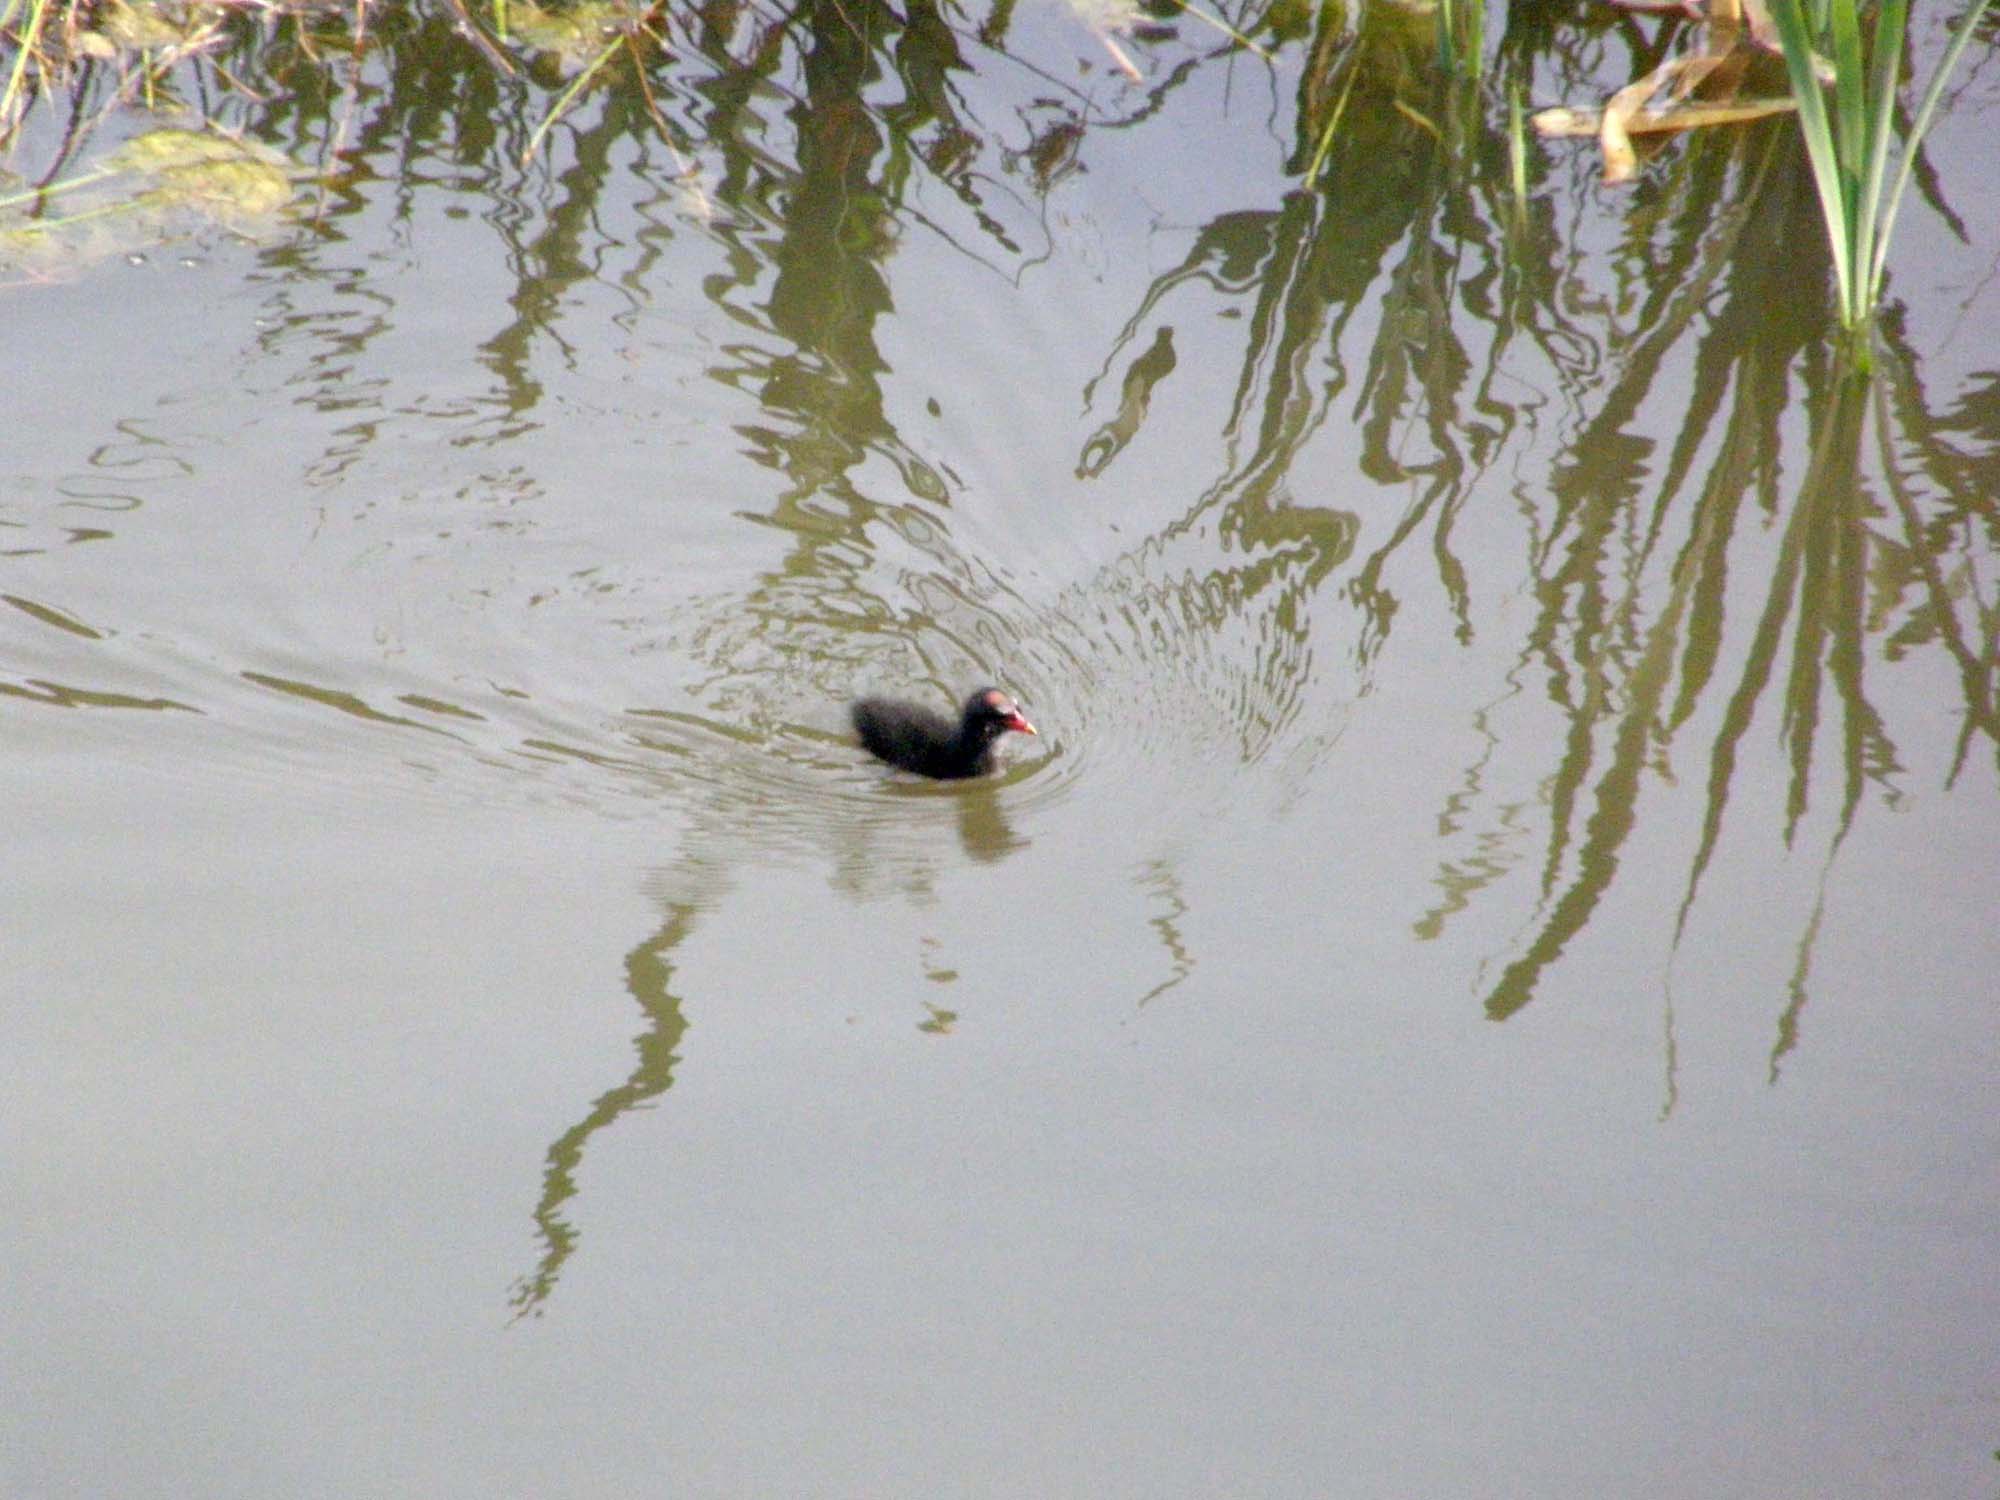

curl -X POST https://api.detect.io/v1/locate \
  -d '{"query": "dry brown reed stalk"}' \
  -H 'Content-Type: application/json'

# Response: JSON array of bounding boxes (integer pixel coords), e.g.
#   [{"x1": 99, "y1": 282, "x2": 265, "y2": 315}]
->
[{"x1": 1534, "y1": 0, "x2": 1795, "y2": 184}]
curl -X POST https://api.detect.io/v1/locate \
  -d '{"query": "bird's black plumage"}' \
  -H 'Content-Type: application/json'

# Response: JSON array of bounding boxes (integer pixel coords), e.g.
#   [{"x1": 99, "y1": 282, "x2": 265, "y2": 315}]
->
[{"x1": 850, "y1": 687, "x2": 1037, "y2": 779}]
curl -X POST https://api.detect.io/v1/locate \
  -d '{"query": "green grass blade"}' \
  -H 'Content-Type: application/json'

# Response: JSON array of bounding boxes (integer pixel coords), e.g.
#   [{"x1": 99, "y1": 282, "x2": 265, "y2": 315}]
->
[
  {"x1": 1825, "y1": 0, "x2": 1864, "y2": 252},
  {"x1": 1307, "y1": 54, "x2": 1362, "y2": 181},
  {"x1": 521, "y1": 35, "x2": 621, "y2": 167},
  {"x1": 1868, "y1": 0, "x2": 1998, "y2": 305},
  {"x1": 1767, "y1": 0, "x2": 1855, "y2": 315},
  {"x1": 0, "y1": 164, "x2": 121, "y2": 213},
  {"x1": 1850, "y1": 0, "x2": 1909, "y2": 316}
]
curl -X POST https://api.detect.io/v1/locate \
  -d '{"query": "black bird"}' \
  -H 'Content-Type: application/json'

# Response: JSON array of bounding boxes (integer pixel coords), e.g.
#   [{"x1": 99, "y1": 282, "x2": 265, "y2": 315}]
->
[{"x1": 850, "y1": 687, "x2": 1038, "y2": 779}]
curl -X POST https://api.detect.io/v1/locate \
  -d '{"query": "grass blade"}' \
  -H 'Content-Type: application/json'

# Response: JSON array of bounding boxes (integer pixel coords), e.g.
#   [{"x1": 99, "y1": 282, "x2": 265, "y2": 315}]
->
[
  {"x1": 1867, "y1": 0, "x2": 1997, "y2": 306},
  {"x1": 1850, "y1": 0, "x2": 1908, "y2": 317},
  {"x1": 521, "y1": 34, "x2": 621, "y2": 167},
  {"x1": 1767, "y1": 0, "x2": 1854, "y2": 314}
]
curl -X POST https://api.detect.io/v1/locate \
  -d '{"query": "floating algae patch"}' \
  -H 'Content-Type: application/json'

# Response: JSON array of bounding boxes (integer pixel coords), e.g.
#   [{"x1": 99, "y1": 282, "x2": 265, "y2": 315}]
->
[{"x1": 0, "y1": 127, "x2": 303, "y2": 278}]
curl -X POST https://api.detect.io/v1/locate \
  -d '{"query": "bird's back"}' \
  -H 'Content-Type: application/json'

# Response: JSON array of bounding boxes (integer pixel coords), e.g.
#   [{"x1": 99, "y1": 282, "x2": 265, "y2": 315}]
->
[{"x1": 850, "y1": 697, "x2": 983, "y2": 778}]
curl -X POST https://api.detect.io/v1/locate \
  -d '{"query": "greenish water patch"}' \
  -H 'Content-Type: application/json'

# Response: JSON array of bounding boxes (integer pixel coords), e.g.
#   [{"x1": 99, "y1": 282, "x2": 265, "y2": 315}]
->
[{"x1": 0, "y1": 126, "x2": 300, "y2": 273}]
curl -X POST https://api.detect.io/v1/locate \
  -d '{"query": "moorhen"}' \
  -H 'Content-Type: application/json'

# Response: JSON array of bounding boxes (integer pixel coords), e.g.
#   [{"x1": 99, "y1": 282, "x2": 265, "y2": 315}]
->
[{"x1": 850, "y1": 687, "x2": 1038, "y2": 779}]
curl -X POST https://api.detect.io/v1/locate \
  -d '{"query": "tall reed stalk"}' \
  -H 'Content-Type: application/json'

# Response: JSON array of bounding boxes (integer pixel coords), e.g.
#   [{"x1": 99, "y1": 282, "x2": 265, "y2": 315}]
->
[{"x1": 1766, "y1": 0, "x2": 1996, "y2": 364}]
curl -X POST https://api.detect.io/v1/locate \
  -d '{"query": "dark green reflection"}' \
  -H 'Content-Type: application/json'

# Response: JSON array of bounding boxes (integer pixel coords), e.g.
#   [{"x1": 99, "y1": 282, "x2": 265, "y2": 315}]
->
[{"x1": 510, "y1": 901, "x2": 693, "y2": 1320}]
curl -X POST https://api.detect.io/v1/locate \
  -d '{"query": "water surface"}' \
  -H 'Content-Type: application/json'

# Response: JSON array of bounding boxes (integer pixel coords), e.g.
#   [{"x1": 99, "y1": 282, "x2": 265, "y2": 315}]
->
[{"x1": 6, "y1": 2, "x2": 1999, "y2": 1494}]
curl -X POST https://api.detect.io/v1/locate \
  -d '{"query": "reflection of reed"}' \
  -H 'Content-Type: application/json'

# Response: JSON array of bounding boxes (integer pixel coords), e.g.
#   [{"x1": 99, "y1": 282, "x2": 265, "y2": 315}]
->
[
  {"x1": 1413, "y1": 690, "x2": 1530, "y2": 941},
  {"x1": 1077, "y1": 327, "x2": 1177, "y2": 480},
  {"x1": 1670, "y1": 376, "x2": 1871, "y2": 945},
  {"x1": 509, "y1": 901, "x2": 695, "y2": 1321},
  {"x1": 1462, "y1": 171, "x2": 1849, "y2": 1022},
  {"x1": 497, "y1": 7, "x2": 1056, "y2": 1314},
  {"x1": 1246, "y1": 70, "x2": 2000, "y2": 1057},
  {"x1": 1438, "y1": 276, "x2": 1998, "y2": 1045},
  {"x1": 243, "y1": 0, "x2": 2000, "y2": 1110},
  {"x1": 1135, "y1": 856, "x2": 1194, "y2": 1009},
  {"x1": 1062, "y1": 190, "x2": 1370, "y2": 771}
]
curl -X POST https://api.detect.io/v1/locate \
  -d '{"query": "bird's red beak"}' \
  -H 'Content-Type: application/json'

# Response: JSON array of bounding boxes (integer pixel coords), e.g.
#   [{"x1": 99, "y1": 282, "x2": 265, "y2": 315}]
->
[{"x1": 1006, "y1": 712, "x2": 1037, "y2": 736}]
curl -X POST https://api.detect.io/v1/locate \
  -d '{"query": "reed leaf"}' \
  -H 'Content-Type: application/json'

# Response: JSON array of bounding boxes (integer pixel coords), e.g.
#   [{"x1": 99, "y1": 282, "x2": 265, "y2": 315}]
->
[{"x1": 1767, "y1": 0, "x2": 1996, "y2": 350}]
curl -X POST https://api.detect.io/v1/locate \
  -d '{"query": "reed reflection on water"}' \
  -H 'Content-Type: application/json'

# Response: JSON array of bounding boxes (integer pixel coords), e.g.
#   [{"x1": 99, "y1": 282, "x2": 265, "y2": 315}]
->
[{"x1": 180, "y1": 4, "x2": 1990, "y2": 1312}]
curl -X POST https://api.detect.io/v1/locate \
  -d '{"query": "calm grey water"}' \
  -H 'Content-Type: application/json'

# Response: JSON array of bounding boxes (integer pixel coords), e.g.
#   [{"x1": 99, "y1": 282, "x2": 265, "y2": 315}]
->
[{"x1": 6, "y1": 3, "x2": 1999, "y2": 1495}]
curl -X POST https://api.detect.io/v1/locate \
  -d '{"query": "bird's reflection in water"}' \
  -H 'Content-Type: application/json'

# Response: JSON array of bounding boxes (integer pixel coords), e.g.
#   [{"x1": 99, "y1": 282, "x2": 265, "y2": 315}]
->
[{"x1": 954, "y1": 780, "x2": 1025, "y2": 863}]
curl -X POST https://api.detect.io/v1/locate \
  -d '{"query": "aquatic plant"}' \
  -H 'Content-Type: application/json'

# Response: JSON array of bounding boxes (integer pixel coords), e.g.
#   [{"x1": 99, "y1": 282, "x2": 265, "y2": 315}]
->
[
  {"x1": 1766, "y1": 0, "x2": 1997, "y2": 360},
  {"x1": 0, "y1": 126, "x2": 296, "y2": 272}
]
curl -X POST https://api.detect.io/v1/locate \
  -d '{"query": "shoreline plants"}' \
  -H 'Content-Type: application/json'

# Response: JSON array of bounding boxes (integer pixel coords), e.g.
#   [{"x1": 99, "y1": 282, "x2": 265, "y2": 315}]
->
[{"x1": 1, "y1": 0, "x2": 1995, "y2": 363}]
